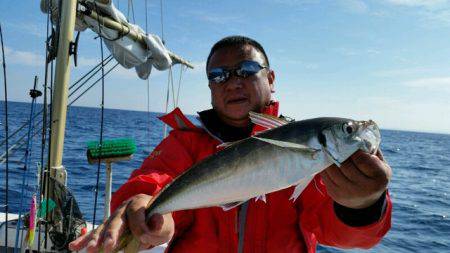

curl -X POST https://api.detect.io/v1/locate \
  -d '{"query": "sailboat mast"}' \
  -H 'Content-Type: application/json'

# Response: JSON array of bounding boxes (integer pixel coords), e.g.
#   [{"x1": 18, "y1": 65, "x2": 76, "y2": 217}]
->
[{"x1": 49, "y1": 0, "x2": 77, "y2": 184}]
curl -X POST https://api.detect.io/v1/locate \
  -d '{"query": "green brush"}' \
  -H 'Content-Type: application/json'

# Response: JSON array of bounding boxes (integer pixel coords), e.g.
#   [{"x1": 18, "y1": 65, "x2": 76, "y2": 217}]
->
[
  {"x1": 86, "y1": 138, "x2": 136, "y2": 219},
  {"x1": 87, "y1": 138, "x2": 136, "y2": 161}
]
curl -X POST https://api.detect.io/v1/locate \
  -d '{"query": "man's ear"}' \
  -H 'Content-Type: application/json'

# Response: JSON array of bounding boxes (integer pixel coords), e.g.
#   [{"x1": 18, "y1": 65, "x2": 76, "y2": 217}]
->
[{"x1": 268, "y1": 69, "x2": 275, "y2": 93}]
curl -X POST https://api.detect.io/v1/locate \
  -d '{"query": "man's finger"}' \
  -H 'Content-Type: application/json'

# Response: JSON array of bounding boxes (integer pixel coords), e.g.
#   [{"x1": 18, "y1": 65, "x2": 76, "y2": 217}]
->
[
  {"x1": 127, "y1": 195, "x2": 152, "y2": 243},
  {"x1": 339, "y1": 159, "x2": 370, "y2": 184},
  {"x1": 101, "y1": 206, "x2": 128, "y2": 252},
  {"x1": 350, "y1": 150, "x2": 387, "y2": 178},
  {"x1": 85, "y1": 224, "x2": 105, "y2": 253},
  {"x1": 68, "y1": 230, "x2": 93, "y2": 251},
  {"x1": 147, "y1": 213, "x2": 164, "y2": 232},
  {"x1": 323, "y1": 164, "x2": 353, "y2": 186}
]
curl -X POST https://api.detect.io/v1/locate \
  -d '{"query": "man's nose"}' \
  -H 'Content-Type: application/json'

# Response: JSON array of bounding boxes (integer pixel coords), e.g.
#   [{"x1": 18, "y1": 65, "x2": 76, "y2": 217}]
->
[{"x1": 224, "y1": 73, "x2": 244, "y2": 90}]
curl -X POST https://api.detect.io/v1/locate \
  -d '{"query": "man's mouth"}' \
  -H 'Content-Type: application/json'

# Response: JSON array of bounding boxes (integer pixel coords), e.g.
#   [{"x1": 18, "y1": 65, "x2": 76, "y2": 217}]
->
[{"x1": 227, "y1": 97, "x2": 248, "y2": 104}]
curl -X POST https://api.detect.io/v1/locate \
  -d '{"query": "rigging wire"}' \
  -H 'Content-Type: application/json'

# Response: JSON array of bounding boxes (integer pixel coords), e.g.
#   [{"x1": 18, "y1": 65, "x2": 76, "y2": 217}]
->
[
  {"x1": 69, "y1": 62, "x2": 119, "y2": 106},
  {"x1": 0, "y1": 21, "x2": 10, "y2": 251},
  {"x1": 91, "y1": 2, "x2": 106, "y2": 229},
  {"x1": 69, "y1": 54, "x2": 113, "y2": 90},
  {"x1": 163, "y1": 69, "x2": 170, "y2": 138},
  {"x1": 175, "y1": 65, "x2": 186, "y2": 106},
  {"x1": 14, "y1": 77, "x2": 40, "y2": 252},
  {"x1": 160, "y1": 0, "x2": 170, "y2": 138},
  {"x1": 38, "y1": 4, "x2": 53, "y2": 250},
  {"x1": 129, "y1": 0, "x2": 136, "y2": 24},
  {"x1": 0, "y1": 119, "x2": 43, "y2": 164},
  {"x1": 169, "y1": 67, "x2": 176, "y2": 108},
  {"x1": 68, "y1": 56, "x2": 114, "y2": 97},
  {"x1": 43, "y1": 38, "x2": 56, "y2": 251},
  {"x1": 160, "y1": 0, "x2": 164, "y2": 42},
  {"x1": 0, "y1": 59, "x2": 119, "y2": 158},
  {"x1": 0, "y1": 55, "x2": 115, "y2": 150}
]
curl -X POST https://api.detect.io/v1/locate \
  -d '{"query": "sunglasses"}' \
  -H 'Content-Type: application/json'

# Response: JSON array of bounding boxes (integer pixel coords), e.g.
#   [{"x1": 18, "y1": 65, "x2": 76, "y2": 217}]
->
[{"x1": 207, "y1": 60, "x2": 268, "y2": 85}]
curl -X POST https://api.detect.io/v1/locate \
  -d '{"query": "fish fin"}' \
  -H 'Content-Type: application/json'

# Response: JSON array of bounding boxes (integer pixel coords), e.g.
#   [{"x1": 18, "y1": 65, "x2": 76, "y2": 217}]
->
[
  {"x1": 216, "y1": 141, "x2": 239, "y2": 149},
  {"x1": 254, "y1": 195, "x2": 267, "y2": 203},
  {"x1": 220, "y1": 201, "x2": 245, "y2": 211},
  {"x1": 249, "y1": 111, "x2": 289, "y2": 130},
  {"x1": 289, "y1": 175, "x2": 316, "y2": 201},
  {"x1": 323, "y1": 148, "x2": 341, "y2": 167},
  {"x1": 253, "y1": 137, "x2": 320, "y2": 153}
]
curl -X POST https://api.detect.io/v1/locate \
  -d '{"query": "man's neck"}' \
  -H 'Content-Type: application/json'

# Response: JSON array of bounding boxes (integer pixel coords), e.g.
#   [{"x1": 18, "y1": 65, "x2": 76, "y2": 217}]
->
[
  {"x1": 217, "y1": 114, "x2": 251, "y2": 128},
  {"x1": 198, "y1": 109, "x2": 253, "y2": 142}
]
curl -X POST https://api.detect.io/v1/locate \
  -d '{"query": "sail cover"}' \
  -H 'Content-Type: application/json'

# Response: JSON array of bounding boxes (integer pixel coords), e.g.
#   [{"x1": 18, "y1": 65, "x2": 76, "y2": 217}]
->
[{"x1": 41, "y1": 0, "x2": 174, "y2": 80}]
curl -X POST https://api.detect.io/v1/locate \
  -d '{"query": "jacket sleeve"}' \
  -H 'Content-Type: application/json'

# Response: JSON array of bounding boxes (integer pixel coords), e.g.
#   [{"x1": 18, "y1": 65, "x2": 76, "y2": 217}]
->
[
  {"x1": 110, "y1": 130, "x2": 196, "y2": 237},
  {"x1": 298, "y1": 175, "x2": 392, "y2": 249}
]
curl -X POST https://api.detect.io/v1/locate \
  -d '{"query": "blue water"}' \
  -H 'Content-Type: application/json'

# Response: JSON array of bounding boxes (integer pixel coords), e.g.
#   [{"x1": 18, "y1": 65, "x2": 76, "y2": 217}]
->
[{"x1": 1, "y1": 101, "x2": 450, "y2": 252}]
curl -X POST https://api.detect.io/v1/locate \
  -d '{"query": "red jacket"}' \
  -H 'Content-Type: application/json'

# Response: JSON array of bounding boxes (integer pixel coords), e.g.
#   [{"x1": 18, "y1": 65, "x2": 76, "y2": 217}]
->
[{"x1": 111, "y1": 103, "x2": 392, "y2": 253}]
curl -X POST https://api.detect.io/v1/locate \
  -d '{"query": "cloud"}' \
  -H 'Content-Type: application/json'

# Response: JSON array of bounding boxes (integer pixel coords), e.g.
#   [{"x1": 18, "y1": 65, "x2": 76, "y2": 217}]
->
[
  {"x1": 403, "y1": 77, "x2": 450, "y2": 92},
  {"x1": 1, "y1": 47, "x2": 44, "y2": 67},
  {"x1": 424, "y1": 9, "x2": 450, "y2": 26},
  {"x1": 186, "y1": 10, "x2": 243, "y2": 25},
  {"x1": 385, "y1": 0, "x2": 448, "y2": 7},
  {"x1": 265, "y1": 0, "x2": 319, "y2": 5},
  {"x1": 110, "y1": 65, "x2": 143, "y2": 80},
  {"x1": 188, "y1": 61, "x2": 206, "y2": 73},
  {"x1": 337, "y1": 0, "x2": 369, "y2": 13},
  {"x1": 4, "y1": 22, "x2": 46, "y2": 38},
  {"x1": 77, "y1": 56, "x2": 100, "y2": 67},
  {"x1": 335, "y1": 47, "x2": 381, "y2": 57}
]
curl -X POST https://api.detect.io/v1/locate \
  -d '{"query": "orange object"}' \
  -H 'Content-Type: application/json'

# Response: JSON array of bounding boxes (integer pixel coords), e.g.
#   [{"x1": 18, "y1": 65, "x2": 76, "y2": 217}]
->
[{"x1": 81, "y1": 227, "x2": 88, "y2": 236}]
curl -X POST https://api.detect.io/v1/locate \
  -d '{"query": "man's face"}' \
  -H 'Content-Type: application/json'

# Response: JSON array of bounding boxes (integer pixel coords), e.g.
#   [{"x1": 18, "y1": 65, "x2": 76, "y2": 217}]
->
[{"x1": 207, "y1": 44, "x2": 275, "y2": 127}]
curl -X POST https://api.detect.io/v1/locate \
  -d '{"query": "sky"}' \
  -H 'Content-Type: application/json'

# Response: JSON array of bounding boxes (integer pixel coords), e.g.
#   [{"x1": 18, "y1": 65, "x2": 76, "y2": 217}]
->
[{"x1": 0, "y1": 0, "x2": 450, "y2": 134}]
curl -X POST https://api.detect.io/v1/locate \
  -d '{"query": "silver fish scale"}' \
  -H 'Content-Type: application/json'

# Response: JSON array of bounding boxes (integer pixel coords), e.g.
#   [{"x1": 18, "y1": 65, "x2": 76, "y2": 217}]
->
[{"x1": 146, "y1": 117, "x2": 379, "y2": 218}]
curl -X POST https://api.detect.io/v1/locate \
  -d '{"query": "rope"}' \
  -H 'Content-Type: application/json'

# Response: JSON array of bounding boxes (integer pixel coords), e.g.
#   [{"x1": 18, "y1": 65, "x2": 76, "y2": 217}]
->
[
  {"x1": 163, "y1": 69, "x2": 170, "y2": 138},
  {"x1": 170, "y1": 67, "x2": 176, "y2": 109},
  {"x1": 92, "y1": 2, "x2": 106, "y2": 229},
  {"x1": 175, "y1": 65, "x2": 185, "y2": 106},
  {"x1": 0, "y1": 21, "x2": 10, "y2": 251}
]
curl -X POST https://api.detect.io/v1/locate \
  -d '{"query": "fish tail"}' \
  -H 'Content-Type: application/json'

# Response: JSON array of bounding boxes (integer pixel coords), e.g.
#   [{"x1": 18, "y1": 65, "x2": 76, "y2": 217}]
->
[
  {"x1": 113, "y1": 230, "x2": 138, "y2": 253},
  {"x1": 123, "y1": 237, "x2": 141, "y2": 253}
]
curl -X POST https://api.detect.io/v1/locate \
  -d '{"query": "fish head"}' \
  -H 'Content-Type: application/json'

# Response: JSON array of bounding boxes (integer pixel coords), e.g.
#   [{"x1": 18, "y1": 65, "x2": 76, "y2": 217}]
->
[{"x1": 320, "y1": 119, "x2": 381, "y2": 164}]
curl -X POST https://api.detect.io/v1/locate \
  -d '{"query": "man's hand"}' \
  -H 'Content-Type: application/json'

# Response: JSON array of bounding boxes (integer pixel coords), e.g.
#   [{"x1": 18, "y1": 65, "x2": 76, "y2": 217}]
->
[
  {"x1": 68, "y1": 194, "x2": 174, "y2": 253},
  {"x1": 320, "y1": 150, "x2": 392, "y2": 209}
]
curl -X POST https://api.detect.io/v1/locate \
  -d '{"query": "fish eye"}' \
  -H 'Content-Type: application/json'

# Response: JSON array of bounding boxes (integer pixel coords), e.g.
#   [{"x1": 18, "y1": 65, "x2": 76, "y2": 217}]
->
[{"x1": 342, "y1": 122, "x2": 356, "y2": 134}]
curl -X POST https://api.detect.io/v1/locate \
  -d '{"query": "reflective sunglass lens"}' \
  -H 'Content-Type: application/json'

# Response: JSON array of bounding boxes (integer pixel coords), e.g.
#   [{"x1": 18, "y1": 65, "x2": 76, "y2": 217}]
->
[
  {"x1": 236, "y1": 61, "x2": 262, "y2": 78},
  {"x1": 208, "y1": 69, "x2": 229, "y2": 84}
]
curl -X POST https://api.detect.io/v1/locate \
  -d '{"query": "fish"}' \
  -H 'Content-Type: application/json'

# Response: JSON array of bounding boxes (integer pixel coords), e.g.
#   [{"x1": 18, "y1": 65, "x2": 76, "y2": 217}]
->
[{"x1": 117, "y1": 114, "x2": 381, "y2": 252}]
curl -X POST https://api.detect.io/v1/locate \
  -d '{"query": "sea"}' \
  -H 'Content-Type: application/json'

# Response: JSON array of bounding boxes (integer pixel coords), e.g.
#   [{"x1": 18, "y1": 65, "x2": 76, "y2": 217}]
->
[{"x1": 1, "y1": 101, "x2": 449, "y2": 253}]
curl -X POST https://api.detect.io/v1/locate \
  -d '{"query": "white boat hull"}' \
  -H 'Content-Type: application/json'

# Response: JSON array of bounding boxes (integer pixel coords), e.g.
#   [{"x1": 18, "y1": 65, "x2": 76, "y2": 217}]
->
[{"x1": 0, "y1": 212, "x2": 166, "y2": 252}]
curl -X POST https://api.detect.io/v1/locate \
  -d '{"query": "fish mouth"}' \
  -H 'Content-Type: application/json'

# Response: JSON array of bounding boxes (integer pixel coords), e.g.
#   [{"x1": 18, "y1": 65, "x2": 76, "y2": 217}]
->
[{"x1": 357, "y1": 120, "x2": 381, "y2": 154}]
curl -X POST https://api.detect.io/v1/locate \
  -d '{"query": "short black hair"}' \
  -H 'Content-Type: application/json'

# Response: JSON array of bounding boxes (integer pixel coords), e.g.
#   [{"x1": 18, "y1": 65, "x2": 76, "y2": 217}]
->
[{"x1": 206, "y1": 35, "x2": 270, "y2": 71}]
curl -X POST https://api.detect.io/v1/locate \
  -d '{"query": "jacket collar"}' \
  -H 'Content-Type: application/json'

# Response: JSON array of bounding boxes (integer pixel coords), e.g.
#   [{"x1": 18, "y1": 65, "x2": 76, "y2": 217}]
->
[{"x1": 197, "y1": 101, "x2": 280, "y2": 142}]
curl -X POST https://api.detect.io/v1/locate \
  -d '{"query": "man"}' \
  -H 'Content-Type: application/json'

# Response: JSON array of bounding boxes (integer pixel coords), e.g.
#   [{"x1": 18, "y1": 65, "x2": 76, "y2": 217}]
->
[{"x1": 69, "y1": 35, "x2": 392, "y2": 253}]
